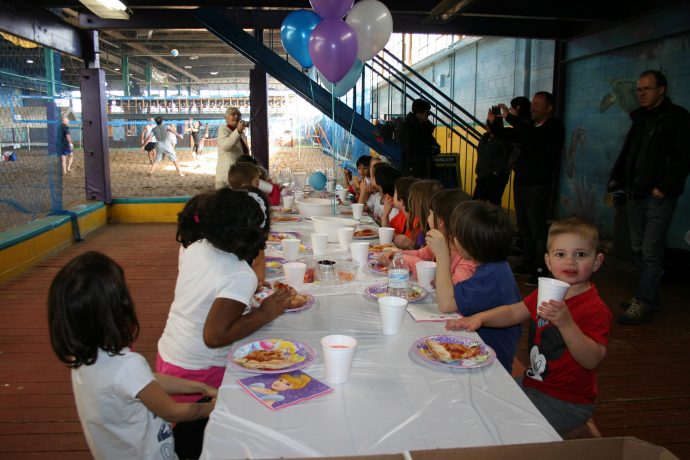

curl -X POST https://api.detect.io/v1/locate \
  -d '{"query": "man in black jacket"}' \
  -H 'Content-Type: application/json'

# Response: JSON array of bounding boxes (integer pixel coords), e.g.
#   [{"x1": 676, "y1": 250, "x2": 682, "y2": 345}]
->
[
  {"x1": 399, "y1": 99, "x2": 440, "y2": 178},
  {"x1": 609, "y1": 70, "x2": 690, "y2": 325}
]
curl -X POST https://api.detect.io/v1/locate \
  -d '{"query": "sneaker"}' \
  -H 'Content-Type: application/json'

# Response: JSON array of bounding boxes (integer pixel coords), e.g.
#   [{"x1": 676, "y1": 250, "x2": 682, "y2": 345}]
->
[
  {"x1": 618, "y1": 298, "x2": 654, "y2": 325},
  {"x1": 619, "y1": 298, "x2": 635, "y2": 310}
]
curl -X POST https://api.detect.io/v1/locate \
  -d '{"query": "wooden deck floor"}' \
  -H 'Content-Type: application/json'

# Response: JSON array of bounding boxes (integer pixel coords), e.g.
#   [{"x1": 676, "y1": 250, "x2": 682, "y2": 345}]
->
[{"x1": 1, "y1": 223, "x2": 689, "y2": 459}]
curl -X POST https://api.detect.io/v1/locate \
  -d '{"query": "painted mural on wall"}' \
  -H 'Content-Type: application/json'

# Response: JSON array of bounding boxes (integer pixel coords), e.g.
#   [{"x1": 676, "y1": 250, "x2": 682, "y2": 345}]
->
[{"x1": 559, "y1": 32, "x2": 690, "y2": 249}]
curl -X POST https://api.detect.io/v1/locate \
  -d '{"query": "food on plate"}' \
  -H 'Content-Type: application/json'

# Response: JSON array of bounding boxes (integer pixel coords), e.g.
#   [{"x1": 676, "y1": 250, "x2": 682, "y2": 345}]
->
[
  {"x1": 233, "y1": 349, "x2": 294, "y2": 370},
  {"x1": 368, "y1": 243, "x2": 395, "y2": 253},
  {"x1": 253, "y1": 282, "x2": 310, "y2": 309},
  {"x1": 303, "y1": 267, "x2": 315, "y2": 283},
  {"x1": 368, "y1": 261, "x2": 388, "y2": 273},
  {"x1": 424, "y1": 339, "x2": 482, "y2": 363},
  {"x1": 353, "y1": 228, "x2": 377, "y2": 238},
  {"x1": 272, "y1": 215, "x2": 300, "y2": 222}
]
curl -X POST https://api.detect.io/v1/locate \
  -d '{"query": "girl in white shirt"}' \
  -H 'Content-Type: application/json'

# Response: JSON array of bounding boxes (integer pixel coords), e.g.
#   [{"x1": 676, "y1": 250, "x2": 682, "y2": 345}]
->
[
  {"x1": 157, "y1": 188, "x2": 292, "y2": 402},
  {"x1": 48, "y1": 251, "x2": 217, "y2": 460}
]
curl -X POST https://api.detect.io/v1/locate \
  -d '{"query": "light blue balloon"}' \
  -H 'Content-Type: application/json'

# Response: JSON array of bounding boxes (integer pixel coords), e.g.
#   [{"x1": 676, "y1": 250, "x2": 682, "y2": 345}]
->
[
  {"x1": 331, "y1": 59, "x2": 364, "y2": 97},
  {"x1": 281, "y1": 10, "x2": 321, "y2": 69},
  {"x1": 308, "y1": 171, "x2": 328, "y2": 191}
]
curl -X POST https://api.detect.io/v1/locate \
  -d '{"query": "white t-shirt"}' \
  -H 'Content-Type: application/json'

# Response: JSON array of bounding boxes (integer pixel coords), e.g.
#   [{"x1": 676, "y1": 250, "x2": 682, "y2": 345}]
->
[
  {"x1": 158, "y1": 240, "x2": 258, "y2": 369},
  {"x1": 366, "y1": 192, "x2": 399, "y2": 221},
  {"x1": 72, "y1": 349, "x2": 176, "y2": 460}
]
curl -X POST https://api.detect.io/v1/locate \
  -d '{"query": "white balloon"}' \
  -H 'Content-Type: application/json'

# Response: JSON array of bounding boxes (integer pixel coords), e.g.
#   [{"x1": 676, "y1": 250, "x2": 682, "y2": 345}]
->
[{"x1": 345, "y1": 0, "x2": 393, "y2": 61}]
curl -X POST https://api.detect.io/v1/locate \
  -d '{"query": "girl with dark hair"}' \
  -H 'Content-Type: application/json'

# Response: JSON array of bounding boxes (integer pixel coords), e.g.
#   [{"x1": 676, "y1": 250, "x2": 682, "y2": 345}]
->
[
  {"x1": 48, "y1": 251, "x2": 216, "y2": 459},
  {"x1": 157, "y1": 188, "x2": 292, "y2": 403}
]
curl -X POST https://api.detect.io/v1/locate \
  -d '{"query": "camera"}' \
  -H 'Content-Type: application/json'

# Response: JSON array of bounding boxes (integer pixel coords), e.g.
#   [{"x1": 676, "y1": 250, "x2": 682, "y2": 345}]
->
[
  {"x1": 491, "y1": 106, "x2": 502, "y2": 116},
  {"x1": 240, "y1": 120, "x2": 250, "y2": 127}
]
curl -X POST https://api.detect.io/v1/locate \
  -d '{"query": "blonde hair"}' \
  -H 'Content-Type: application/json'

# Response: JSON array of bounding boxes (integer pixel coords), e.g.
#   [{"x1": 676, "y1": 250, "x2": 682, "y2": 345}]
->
[
  {"x1": 278, "y1": 373, "x2": 311, "y2": 390},
  {"x1": 547, "y1": 217, "x2": 600, "y2": 252},
  {"x1": 407, "y1": 180, "x2": 443, "y2": 244},
  {"x1": 225, "y1": 106, "x2": 241, "y2": 117},
  {"x1": 228, "y1": 162, "x2": 260, "y2": 189}
]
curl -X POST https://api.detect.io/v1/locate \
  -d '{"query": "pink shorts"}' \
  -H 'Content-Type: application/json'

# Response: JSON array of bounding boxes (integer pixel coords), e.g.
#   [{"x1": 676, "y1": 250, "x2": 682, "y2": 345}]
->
[{"x1": 155, "y1": 353, "x2": 226, "y2": 403}]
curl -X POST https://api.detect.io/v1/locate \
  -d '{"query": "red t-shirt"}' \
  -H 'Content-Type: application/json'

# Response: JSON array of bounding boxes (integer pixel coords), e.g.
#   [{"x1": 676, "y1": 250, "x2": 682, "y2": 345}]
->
[
  {"x1": 389, "y1": 212, "x2": 411, "y2": 237},
  {"x1": 522, "y1": 284, "x2": 611, "y2": 404}
]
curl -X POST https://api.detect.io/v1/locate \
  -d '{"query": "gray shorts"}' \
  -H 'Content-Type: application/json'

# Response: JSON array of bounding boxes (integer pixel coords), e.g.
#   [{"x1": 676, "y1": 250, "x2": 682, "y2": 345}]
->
[
  {"x1": 517, "y1": 377, "x2": 594, "y2": 434},
  {"x1": 156, "y1": 149, "x2": 178, "y2": 162}
]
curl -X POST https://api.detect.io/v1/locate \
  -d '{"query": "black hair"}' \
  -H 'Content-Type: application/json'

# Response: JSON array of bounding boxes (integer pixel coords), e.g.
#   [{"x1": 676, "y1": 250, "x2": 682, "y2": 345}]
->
[
  {"x1": 510, "y1": 96, "x2": 531, "y2": 120},
  {"x1": 534, "y1": 91, "x2": 555, "y2": 108},
  {"x1": 177, "y1": 192, "x2": 214, "y2": 248},
  {"x1": 154, "y1": 116, "x2": 163, "y2": 125},
  {"x1": 374, "y1": 164, "x2": 401, "y2": 197},
  {"x1": 412, "y1": 99, "x2": 431, "y2": 114},
  {"x1": 198, "y1": 188, "x2": 269, "y2": 261},
  {"x1": 430, "y1": 189, "x2": 471, "y2": 232},
  {"x1": 449, "y1": 200, "x2": 513, "y2": 264},
  {"x1": 48, "y1": 251, "x2": 139, "y2": 368},
  {"x1": 640, "y1": 69, "x2": 667, "y2": 89},
  {"x1": 394, "y1": 177, "x2": 418, "y2": 210},
  {"x1": 355, "y1": 155, "x2": 372, "y2": 169},
  {"x1": 236, "y1": 154, "x2": 258, "y2": 165}
]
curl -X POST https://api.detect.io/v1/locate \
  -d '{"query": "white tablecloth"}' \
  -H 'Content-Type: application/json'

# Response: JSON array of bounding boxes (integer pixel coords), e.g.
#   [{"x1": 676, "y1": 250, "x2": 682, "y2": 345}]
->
[{"x1": 200, "y1": 215, "x2": 560, "y2": 459}]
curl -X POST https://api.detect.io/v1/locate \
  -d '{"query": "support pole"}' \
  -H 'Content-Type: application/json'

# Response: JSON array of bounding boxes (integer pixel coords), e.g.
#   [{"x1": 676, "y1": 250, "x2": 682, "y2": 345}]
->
[{"x1": 249, "y1": 28, "x2": 269, "y2": 169}]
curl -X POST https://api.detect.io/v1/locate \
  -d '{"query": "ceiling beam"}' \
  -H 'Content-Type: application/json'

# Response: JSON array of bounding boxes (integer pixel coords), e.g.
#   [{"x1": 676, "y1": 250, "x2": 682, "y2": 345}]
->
[
  {"x1": 0, "y1": 0, "x2": 83, "y2": 57},
  {"x1": 425, "y1": 0, "x2": 480, "y2": 24}
]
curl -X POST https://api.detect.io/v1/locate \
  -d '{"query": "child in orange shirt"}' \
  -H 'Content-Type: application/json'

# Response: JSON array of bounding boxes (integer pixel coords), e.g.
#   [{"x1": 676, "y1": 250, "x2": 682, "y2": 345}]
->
[{"x1": 382, "y1": 176, "x2": 418, "y2": 236}]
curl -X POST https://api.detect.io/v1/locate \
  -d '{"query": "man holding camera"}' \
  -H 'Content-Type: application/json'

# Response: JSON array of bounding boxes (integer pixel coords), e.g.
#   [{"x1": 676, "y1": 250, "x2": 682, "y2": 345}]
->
[{"x1": 216, "y1": 106, "x2": 250, "y2": 189}]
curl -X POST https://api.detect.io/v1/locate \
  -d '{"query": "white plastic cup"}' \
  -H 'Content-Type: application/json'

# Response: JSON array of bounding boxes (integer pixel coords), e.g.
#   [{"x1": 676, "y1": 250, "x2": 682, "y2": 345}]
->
[
  {"x1": 378, "y1": 227, "x2": 395, "y2": 245},
  {"x1": 351, "y1": 203, "x2": 364, "y2": 220},
  {"x1": 349, "y1": 242, "x2": 370, "y2": 270},
  {"x1": 415, "y1": 261, "x2": 437, "y2": 292},
  {"x1": 537, "y1": 277, "x2": 570, "y2": 315},
  {"x1": 321, "y1": 334, "x2": 357, "y2": 384},
  {"x1": 283, "y1": 262, "x2": 307, "y2": 291},
  {"x1": 311, "y1": 233, "x2": 329, "y2": 256},
  {"x1": 293, "y1": 190, "x2": 305, "y2": 203},
  {"x1": 338, "y1": 188, "x2": 349, "y2": 202},
  {"x1": 337, "y1": 227, "x2": 355, "y2": 251},
  {"x1": 282, "y1": 238, "x2": 301, "y2": 262},
  {"x1": 378, "y1": 296, "x2": 408, "y2": 335},
  {"x1": 282, "y1": 195, "x2": 294, "y2": 211}
]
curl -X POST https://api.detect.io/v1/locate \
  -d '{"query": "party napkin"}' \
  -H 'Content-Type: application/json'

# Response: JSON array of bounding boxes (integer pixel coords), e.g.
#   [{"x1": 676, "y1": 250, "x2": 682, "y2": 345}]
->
[
  {"x1": 237, "y1": 371, "x2": 332, "y2": 411},
  {"x1": 406, "y1": 303, "x2": 462, "y2": 322}
]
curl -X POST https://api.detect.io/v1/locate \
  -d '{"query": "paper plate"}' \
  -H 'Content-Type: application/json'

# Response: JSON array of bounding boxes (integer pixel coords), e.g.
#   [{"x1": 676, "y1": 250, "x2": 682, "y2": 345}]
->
[
  {"x1": 267, "y1": 231, "x2": 303, "y2": 244},
  {"x1": 353, "y1": 226, "x2": 379, "y2": 240},
  {"x1": 363, "y1": 282, "x2": 428, "y2": 303},
  {"x1": 265, "y1": 257, "x2": 285, "y2": 279},
  {"x1": 251, "y1": 287, "x2": 316, "y2": 313},
  {"x1": 271, "y1": 214, "x2": 302, "y2": 223},
  {"x1": 411, "y1": 335, "x2": 496, "y2": 369},
  {"x1": 229, "y1": 339, "x2": 316, "y2": 374},
  {"x1": 366, "y1": 260, "x2": 388, "y2": 276}
]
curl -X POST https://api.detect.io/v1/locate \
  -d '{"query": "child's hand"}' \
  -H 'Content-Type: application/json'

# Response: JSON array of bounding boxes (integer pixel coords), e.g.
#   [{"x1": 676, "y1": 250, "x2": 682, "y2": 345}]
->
[
  {"x1": 201, "y1": 384, "x2": 218, "y2": 399},
  {"x1": 260, "y1": 287, "x2": 292, "y2": 319},
  {"x1": 425, "y1": 229, "x2": 449, "y2": 258},
  {"x1": 378, "y1": 251, "x2": 396, "y2": 265},
  {"x1": 382, "y1": 195, "x2": 394, "y2": 213},
  {"x1": 446, "y1": 316, "x2": 480, "y2": 331},
  {"x1": 537, "y1": 300, "x2": 573, "y2": 328}
]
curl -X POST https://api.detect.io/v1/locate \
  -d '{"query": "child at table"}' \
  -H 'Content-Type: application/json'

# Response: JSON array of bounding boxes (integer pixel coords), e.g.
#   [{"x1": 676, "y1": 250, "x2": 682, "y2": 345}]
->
[
  {"x1": 382, "y1": 176, "x2": 417, "y2": 236},
  {"x1": 236, "y1": 154, "x2": 283, "y2": 206},
  {"x1": 48, "y1": 251, "x2": 217, "y2": 460},
  {"x1": 381, "y1": 189, "x2": 477, "y2": 283},
  {"x1": 157, "y1": 188, "x2": 292, "y2": 402},
  {"x1": 426, "y1": 200, "x2": 521, "y2": 373},
  {"x1": 446, "y1": 217, "x2": 611, "y2": 435},
  {"x1": 404, "y1": 179, "x2": 443, "y2": 249},
  {"x1": 228, "y1": 162, "x2": 261, "y2": 189}
]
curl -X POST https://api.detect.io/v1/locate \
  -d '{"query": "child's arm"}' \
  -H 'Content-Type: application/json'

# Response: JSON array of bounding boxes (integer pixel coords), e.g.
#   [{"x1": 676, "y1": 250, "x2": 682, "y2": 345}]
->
[
  {"x1": 252, "y1": 250, "x2": 266, "y2": 285},
  {"x1": 394, "y1": 234, "x2": 413, "y2": 250},
  {"x1": 154, "y1": 373, "x2": 217, "y2": 398},
  {"x1": 380, "y1": 195, "x2": 394, "y2": 227},
  {"x1": 446, "y1": 301, "x2": 530, "y2": 331},
  {"x1": 137, "y1": 380, "x2": 215, "y2": 423},
  {"x1": 424, "y1": 229, "x2": 455, "y2": 313},
  {"x1": 538, "y1": 300, "x2": 607, "y2": 369},
  {"x1": 203, "y1": 289, "x2": 291, "y2": 348}
]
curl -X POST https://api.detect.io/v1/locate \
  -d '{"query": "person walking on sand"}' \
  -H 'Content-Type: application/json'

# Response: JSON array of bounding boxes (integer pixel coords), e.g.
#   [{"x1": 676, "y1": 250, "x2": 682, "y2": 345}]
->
[
  {"x1": 145, "y1": 116, "x2": 185, "y2": 177},
  {"x1": 59, "y1": 117, "x2": 74, "y2": 174},
  {"x1": 141, "y1": 117, "x2": 157, "y2": 164}
]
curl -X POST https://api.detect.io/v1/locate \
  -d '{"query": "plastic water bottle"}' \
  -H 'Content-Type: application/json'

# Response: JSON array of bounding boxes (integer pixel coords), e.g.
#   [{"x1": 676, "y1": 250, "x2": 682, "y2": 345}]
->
[{"x1": 388, "y1": 252, "x2": 409, "y2": 298}]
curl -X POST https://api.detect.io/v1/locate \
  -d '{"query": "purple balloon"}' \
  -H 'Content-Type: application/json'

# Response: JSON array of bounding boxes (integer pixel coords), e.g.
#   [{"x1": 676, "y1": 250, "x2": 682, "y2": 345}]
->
[
  {"x1": 310, "y1": 0, "x2": 354, "y2": 19},
  {"x1": 308, "y1": 19, "x2": 358, "y2": 83}
]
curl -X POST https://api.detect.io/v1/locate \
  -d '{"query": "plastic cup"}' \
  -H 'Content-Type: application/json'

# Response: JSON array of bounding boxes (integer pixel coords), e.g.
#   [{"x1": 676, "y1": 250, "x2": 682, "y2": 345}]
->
[
  {"x1": 537, "y1": 277, "x2": 570, "y2": 315},
  {"x1": 282, "y1": 238, "x2": 301, "y2": 262},
  {"x1": 283, "y1": 262, "x2": 307, "y2": 291},
  {"x1": 338, "y1": 188, "x2": 349, "y2": 202},
  {"x1": 311, "y1": 233, "x2": 329, "y2": 256},
  {"x1": 351, "y1": 203, "x2": 364, "y2": 220},
  {"x1": 293, "y1": 190, "x2": 305, "y2": 203},
  {"x1": 415, "y1": 261, "x2": 437, "y2": 291},
  {"x1": 378, "y1": 227, "x2": 395, "y2": 245},
  {"x1": 349, "y1": 242, "x2": 370, "y2": 270},
  {"x1": 282, "y1": 195, "x2": 294, "y2": 211},
  {"x1": 378, "y1": 296, "x2": 408, "y2": 335},
  {"x1": 337, "y1": 227, "x2": 355, "y2": 251},
  {"x1": 321, "y1": 334, "x2": 357, "y2": 384}
]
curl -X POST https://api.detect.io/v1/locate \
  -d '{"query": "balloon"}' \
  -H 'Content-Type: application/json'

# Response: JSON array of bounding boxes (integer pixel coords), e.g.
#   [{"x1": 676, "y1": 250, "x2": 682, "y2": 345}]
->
[
  {"x1": 308, "y1": 171, "x2": 328, "y2": 190},
  {"x1": 346, "y1": 0, "x2": 393, "y2": 61},
  {"x1": 308, "y1": 19, "x2": 358, "y2": 83},
  {"x1": 309, "y1": 0, "x2": 354, "y2": 20},
  {"x1": 280, "y1": 10, "x2": 322, "y2": 69},
  {"x1": 328, "y1": 59, "x2": 363, "y2": 97}
]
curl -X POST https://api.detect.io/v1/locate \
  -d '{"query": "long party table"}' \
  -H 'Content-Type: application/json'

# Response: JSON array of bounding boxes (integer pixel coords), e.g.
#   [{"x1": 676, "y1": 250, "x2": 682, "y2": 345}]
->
[{"x1": 200, "y1": 212, "x2": 560, "y2": 459}]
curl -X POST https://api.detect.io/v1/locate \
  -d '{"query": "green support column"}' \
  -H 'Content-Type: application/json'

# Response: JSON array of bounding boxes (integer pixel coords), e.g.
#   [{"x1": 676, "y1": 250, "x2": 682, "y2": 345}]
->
[
  {"x1": 122, "y1": 55, "x2": 129, "y2": 97},
  {"x1": 44, "y1": 48, "x2": 56, "y2": 97}
]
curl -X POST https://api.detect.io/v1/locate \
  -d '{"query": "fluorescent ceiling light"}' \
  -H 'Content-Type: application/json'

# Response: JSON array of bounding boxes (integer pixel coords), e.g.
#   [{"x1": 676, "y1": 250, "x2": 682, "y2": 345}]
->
[
  {"x1": 209, "y1": 71, "x2": 218, "y2": 75},
  {"x1": 26, "y1": 59, "x2": 34, "y2": 64},
  {"x1": 184, "y1": 65, "x2": 192, "y2": 69},
  {"x1": 79, "y1": 0, "x2": 130, "y2": 20}
]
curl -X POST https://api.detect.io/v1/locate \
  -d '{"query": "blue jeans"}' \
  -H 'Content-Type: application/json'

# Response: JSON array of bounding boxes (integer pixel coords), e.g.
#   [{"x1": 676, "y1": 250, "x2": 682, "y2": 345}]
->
[{"x1": 626, "y1": 195, "x2": 678, "y2": 308}]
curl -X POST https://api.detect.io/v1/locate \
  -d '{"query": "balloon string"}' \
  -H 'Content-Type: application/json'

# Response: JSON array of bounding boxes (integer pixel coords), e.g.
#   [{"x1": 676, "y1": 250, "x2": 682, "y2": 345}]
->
[{"x1": 331, "y1": 83, "x2": 337, "y2": 215}]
